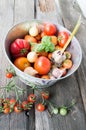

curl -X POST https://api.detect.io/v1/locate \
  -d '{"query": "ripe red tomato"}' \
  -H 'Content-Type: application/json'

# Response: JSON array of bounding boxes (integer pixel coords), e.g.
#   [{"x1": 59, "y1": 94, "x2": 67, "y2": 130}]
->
[
  {"x1": 10, "y1": 99, "x2": 16, "y2": 107},
  {"x1": 10, "y1": 39, "x2": 30, "y2": 58},
  {"x1": 44, "y1": 23, "x2": 57, "y2": 35},
  {"x1": 22, "y1": 101, "x2": 29, "y2": 110},
  {"x1": 41, "y1": 91, "x2": 49, "y2": 99},
  {"x1": 14, "y1": 104, "x2": 22, "y2": 113},
  {"x1": 6, "y1": 73, "x2": 13, "y2": 78},
  {"x1": 58, "y1": 31, "x2": 69, "y2": 47},
  {"x1": 27, "y1": 94, "x2": 36, "y2": 103},
  {"x1": 34, "y1": 56, "x2": 51, "y2": 75},
  {"x1": 36, "y1": 103, "x2": 45, "y2": 112}
]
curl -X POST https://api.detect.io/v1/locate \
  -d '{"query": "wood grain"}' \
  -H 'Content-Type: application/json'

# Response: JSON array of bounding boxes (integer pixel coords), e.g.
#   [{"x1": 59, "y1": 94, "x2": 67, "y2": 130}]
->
[
  {"x1": 59, "y1": 0, "x2": 86, "y2": 113},
  {"x1": 35, "y1": 0, "x2": 86, "y2": 130},
  {"x1": 0, "y1": 0, "x2": 35, "y2": 130}
]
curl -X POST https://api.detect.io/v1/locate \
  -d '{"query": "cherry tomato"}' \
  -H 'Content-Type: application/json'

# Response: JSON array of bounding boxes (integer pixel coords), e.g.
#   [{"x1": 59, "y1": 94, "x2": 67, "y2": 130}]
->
[
  {"x1": 10, "y1": 99, "x2": 16, "y2": 108},
  {"x1": 51, "y1": 36, "x2": 58, "y2": 45},
  {"x1": 24, "y1": 35, "x2": 37, "y2": 43},
  {"x1": 44, "y1": 23, "x2": 57, "y2": 35},
  {"x1": 14, "y1": 104, "x2": 22, "y2": 113},
  {"x1": 3, "y1": 107, "x2": 10, "y2": 114},
  {"x1": 22, "y1": 101, "x2": 29, "y2": 110},
  {"x1": 34, "y1": 56, "x2": 51, "y2": 75},
  {"x1": 14, "y1": 57, "x2": 30, "y2": 71},
  {"x1": 41, "y1": 31, "x2": 47, "y2": 37},
  {"x1": 27, "y1": 94, "x2": 36, "y2": 103},
  {"x1": 3, "y1": 98, "x2": 10, "y2": 108},
  {"x1": 58, "y1": 31, "x2": 69, "y2": 47},
  {"x1": 41, "y1": 91, "x2": 49, "y2": 99},
  {"x1": 62, "y1": 59, "x2": 73, "y2": 69},
  {"x1": 6, "y1": 73, "x2": 13, "y2": 78},
  {"x1": 36, "y1": 103, "x2": 45, "y2": 112},
  {"x1": 10, "y1": 39, "x2": 30, "y2": 58}
]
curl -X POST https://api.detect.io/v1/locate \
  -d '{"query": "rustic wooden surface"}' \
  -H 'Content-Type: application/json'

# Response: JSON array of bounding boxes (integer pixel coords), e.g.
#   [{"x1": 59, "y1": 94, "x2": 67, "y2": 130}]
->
[{"x1": 0, "y1": 0, "x2": 86, "y2": 130}]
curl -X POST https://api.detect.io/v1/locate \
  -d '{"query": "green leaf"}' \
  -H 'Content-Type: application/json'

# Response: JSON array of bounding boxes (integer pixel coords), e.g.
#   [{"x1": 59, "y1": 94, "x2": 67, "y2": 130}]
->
[{"x1": 32, "y1": 36, "x2": 55, "y2": 52}]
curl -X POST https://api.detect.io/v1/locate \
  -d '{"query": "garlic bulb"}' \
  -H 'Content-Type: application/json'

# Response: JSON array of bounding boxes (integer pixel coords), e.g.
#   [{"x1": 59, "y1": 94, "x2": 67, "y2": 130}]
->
[
  {"x1": 24, "y1": 67, "x2": 38, "y2": 76},
  {"x1": 27, "y1": 52, "x2": 38, "y2": 63}
]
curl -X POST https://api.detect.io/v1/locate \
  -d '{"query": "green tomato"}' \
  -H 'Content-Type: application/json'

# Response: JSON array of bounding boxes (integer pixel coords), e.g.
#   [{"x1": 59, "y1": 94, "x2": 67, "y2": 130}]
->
[
  {"x1": 59, "y1": 108, "x2": 67, "y2": 116},
  {"x1": 52, "y1": 108, "x2": 58, "y2": 114}
]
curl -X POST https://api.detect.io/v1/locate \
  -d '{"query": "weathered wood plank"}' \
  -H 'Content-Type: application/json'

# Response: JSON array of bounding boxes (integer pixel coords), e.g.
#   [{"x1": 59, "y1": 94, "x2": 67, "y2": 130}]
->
[
  {"x1": 35, "y1": 0, "x2": 86, "y2": 130},
  {"x1": 0, "y1": 0, "x2": 35, "y2": 130},
  {"x1": 0, "y1": 0, "x2": 14, "y2": 129},
  {"x1": 9, "y1": 0, "x2": 35, "y2": 130},
  {"x1": 59, "y1": 0, "x2": 86, "y2": 113}
]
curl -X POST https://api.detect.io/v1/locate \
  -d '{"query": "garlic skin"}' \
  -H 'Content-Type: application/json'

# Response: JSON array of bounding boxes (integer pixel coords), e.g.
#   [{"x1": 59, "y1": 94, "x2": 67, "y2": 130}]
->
[
  {"x1": 24, "y1": 67, "x2": 38, "y2": 76},
  {"x1": 52, "y1": 50, "x2": 66, "y2": 65},
  {"x1": 51, "y1": 68, "x2": 65, "y2": 79}
]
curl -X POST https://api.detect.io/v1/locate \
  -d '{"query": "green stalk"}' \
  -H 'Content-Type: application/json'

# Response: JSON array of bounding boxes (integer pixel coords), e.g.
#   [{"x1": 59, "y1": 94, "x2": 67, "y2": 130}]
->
[{"x1": 62, "y1": 15, "x2": 81, "y2": 53}]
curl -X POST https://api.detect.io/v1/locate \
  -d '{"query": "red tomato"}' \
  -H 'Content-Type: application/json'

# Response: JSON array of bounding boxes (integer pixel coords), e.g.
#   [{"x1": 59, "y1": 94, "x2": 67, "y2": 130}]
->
[
  {"x1": 10, "y1": 99, "x2": 16, "y2": 107},
  {"x1": 44, "y1": 23, "x2": 57, "y2": 35},
  {"x1": 58, "y1": 31, "x2": 69, "y2": 47},
  {"x1": 6, "y1": 72, "x2": 13, "y2": 78},
  {"x1": 22, "y1": 101, "x2": 29, "y2": 110},
  {"x1": 27, "y1": 94, "x2": 36, "y2": 103},
  {"x1": 14, "y1": 104, "x2": 22, "y2": 113},
  {"x1": 34, "y1": 56, "x2": 51, "y2": 75},
  {"x1": 36, "y1": 103, "x2": 45, "y2": 112},
  {"x1": 10, "y1": 39, "x2": 30, "y2": 58},
  {"x1": 41, "y1": 91, "x2": 49, "y2": 99}
]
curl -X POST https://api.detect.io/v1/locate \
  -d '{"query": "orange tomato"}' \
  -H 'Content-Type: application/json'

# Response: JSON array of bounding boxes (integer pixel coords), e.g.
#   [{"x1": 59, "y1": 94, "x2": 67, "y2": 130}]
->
[
  {"x1": 14, "y1": 57, "x2": 30, "y2": 71},
  {"x1": 48, "y1": 53, "x2": 52, "y2": 60},
  {"x1": 24, "y1": 35, "x2": 37, "y2": 43},
  {"x1": 51, "y1": 36, "x2": 58, "y2": 45},
  {"x1": 35, "y1": 34, "x2": 41, "y2": 41},
  {"x1": 41, "y1": 75, "x2": 50, "y2": 79},
  {"x1": 62, "y1": 59, "x2": 73, "y2": 69},
  {"x1": 55, "y1": 45, "x2": 62, "y2": 51},
  {"x1": 37, "y1": 51, "x2": 48, "y2": 57}
]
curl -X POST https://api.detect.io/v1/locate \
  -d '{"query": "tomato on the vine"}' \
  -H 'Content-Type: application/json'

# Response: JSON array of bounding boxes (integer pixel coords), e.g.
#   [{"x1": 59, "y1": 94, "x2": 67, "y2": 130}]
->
[
  {"x1": 57, "y1": 31, "x2": 69, "y2": 47},
  {"x1": 6, "y1": 73, "x2": 13, "y2": 78},
  {"x1": 10, "y1": 39, "x2": 30, "y2": 58},
  {"x1": 27, "y1": 94, "x2": 36, "y2": 103},
  {"x1": 34, "y1": 56, "x2": 51, "y2": 75},
  {"x1": 3, "y1": 107, "x2": 10, "y2": 114},
  {"x1": 41, "y1": 91, "x2": 49, "y2": 99},
  {"x1": 44, "y1": 23, "x2": 57, "y2": 35},
  {"x1": 14, "y1": 104, "x2": 22, "y2": 113},
  {"x1": 22, "y1": 101, "x2": 29, "y2": 110},
  {"x1": 36, "y1": 103, "x2": 45, "y2": 112}
]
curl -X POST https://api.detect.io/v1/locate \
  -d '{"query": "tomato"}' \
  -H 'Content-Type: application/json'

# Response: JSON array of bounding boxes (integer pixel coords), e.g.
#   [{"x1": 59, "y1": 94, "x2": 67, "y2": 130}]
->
[
  {"x1": 27, "y1": 94, "x2": 36, "y2": 103},
  {"x1": 6, "y1": 72, "x2": 13, "y2": 78},
  {"x1": 64, "y1": 51, "x2": 72, "y2": 59},
  {"x1": 51, "y1": 36, "x2": 58, "y2": 45},
  {"x1": 34, "y1": 56, "x2": 51, "y2": 75},
  {"x1": 3, "y1": 98, "x2": 10, "y2": 107},
  {"x1": 62, "y1": 59, "x2": 73, "y2": 69},
  {"x1": 41, "y1": 31, "x2": 47, "y2": 37},
  {"x1": 10, "y1": 99, "x2": 16, "y2": 108},
  {"x1": 58, "y1": 31, "x2": 69, "y2": 47},
  {"x1": 14, "y1": 104, "x2": 22, "y2": 113},
  {"x1": 22, "y1": 101, "x2": 29, "y2": 110},
  {"x1": 41, "y1": 75, "x2": 50, "y2": 79},
  {"x1": 3, "y1": 107, "x2": 10, "y2": 114},
  {"x1": 36, "y1": 103, "x2": 45, "y2": 112},
  {"x1": 44, "y1": 23, "x2": 57, "y2": 35},
  {"x1": 41, "y1": 91, "x2": 49, "y2": 99},
  {"x1": 10, "y1": 39, "x2": 30, "y2": 58},
  {"x1": 24, "y1": 35, "x2": 37, "y2": 43},
  {"x1": 14, "y1": 57, "x2": 30, "y2": 71}
]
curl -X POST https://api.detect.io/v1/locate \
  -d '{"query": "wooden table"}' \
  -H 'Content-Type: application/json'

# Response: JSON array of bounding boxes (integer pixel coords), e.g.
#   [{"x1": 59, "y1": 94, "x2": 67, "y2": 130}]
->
[{"x1": 0, "y1": 0, "x2": 86, "y2": 130}]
